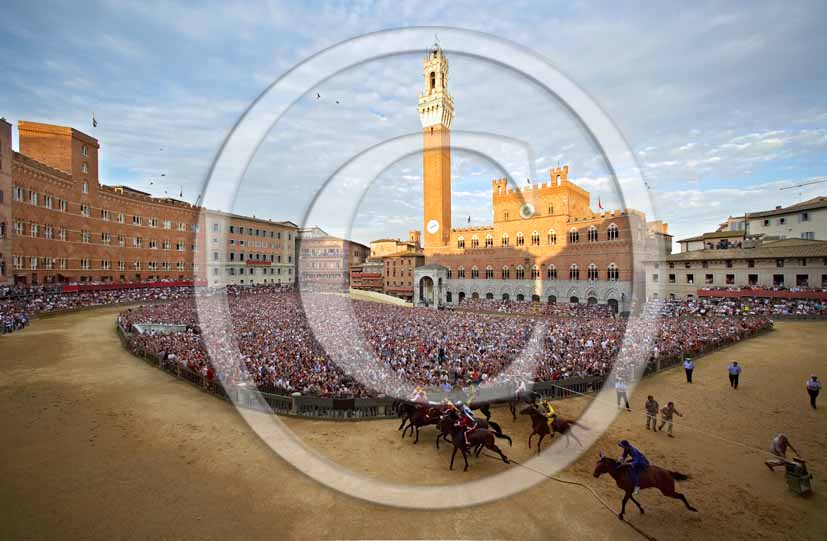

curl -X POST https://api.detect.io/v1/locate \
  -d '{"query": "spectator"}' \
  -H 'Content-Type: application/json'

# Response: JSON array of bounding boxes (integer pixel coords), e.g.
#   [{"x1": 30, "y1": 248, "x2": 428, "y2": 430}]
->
[
  {"x1": 806, "y1": 375, "x2": 821, "y2": 409},
  {"x1": 645, "y1": 395, "x2": 659, "y2": 431},
  {"x1": 728, "y1": 361, "x2": 741, "y2": 389},
  {"x1": 684, "y1": 357, "x2": 694, "y2": 383}
]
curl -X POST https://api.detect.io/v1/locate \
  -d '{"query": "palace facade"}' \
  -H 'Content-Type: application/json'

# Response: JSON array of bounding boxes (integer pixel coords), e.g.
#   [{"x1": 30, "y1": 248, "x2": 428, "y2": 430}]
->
[
  {"x1": 412, "y1": 45, "x2": 670, "y2": 311},
  {"x1": 0, "y1": 119, "x2": 296, "y2": 286}
]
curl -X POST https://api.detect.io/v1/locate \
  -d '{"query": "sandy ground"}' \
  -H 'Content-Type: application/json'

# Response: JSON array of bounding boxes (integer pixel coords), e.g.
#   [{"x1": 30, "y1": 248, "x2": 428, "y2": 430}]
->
[{"x1": 1, "y1": 307, "x2": 825, "y2": 540}]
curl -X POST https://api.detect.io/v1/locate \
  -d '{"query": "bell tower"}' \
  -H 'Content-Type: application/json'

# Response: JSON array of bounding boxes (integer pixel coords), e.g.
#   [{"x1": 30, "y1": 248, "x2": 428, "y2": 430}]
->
[{"x1": 418, "y1": 44, "x2": 454, "y2": 248}]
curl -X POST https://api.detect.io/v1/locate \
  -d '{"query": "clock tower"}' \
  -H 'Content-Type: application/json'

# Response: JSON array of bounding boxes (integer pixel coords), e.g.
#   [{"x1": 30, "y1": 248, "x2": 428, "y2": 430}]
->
[{"x1": 418, "y1": 44, "x2": 454, "y2": 249}]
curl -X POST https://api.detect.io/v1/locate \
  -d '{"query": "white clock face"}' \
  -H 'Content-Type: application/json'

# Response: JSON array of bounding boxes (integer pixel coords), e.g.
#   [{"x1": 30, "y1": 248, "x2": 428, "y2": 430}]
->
[
  {"x1": 426, "y1": 219, "x2": 440, "y2": 234},
  {"x1": 519, "y1": 203, "x2": 536, "y2": 219}
]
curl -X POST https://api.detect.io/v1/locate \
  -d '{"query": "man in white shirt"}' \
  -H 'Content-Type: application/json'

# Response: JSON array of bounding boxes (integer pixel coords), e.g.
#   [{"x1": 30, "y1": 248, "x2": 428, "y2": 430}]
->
[
  {"x1": 806, "y1": 375, "x2": 821, "y2": 409},
  {"x1": 615, "y1": 379, "x2": 630, "y2": 411},
  {"x1": 683, "y1": 358, "x2": 694, "y2": 383},
  {"x1": 765, "y1": 433, "x2": 800, "y2": 471}
]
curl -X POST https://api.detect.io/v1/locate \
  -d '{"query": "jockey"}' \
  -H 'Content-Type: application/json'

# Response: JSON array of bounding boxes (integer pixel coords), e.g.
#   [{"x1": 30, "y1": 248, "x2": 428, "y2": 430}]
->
[
  {"x1": 455, "y1": 400, "x2": 477, "y2": 446},
  {"x1": 515, "y1": 380, "x2": 527, "y2": 400},
  {"x1": 410, "y1": 385, "x2": 428, "y2": 403},
  {"x1": 540, "y1": 399, "x2": 557, "y2": 436},
  {"x1": 619, "y1": 440, "x2": 649, "y2": 496}
]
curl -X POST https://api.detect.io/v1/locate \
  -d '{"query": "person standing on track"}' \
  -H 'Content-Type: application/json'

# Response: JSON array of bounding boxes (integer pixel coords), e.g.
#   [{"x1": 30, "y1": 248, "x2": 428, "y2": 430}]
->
[
  {"x1": 615, "y1": 378, "x2": 631, "y2": 411},
  {"x1": 806, "y1": 375, "x2": 821, "y2": 409},
  {"x1": 765, "y1": 433, "x2": 801, "y2": 471},
  {"x1": 645, "y1": 395, "x2": 659, "y2": 431},
  {"x1": 684, "y1": 357, "x2": 694, "y2": 383},
  {"x1": 658, "y1": 401, "x2": 683, "y2": 437},
  {"x1": 728, "y1": 361, "x2": 741, "y2": 389}
]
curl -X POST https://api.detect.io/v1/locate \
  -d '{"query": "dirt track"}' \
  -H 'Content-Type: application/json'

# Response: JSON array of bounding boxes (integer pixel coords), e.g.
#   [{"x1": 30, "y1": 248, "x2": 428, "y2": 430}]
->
[{"x1": 1, "y1": 307, "x2": 826, "y2": 540}]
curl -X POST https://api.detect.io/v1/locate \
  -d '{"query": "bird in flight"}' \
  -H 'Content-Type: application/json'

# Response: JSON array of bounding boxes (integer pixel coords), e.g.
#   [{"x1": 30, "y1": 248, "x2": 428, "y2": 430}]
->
[{"x1": 316, "y1": 92, "x2": 321, "y2": 99}]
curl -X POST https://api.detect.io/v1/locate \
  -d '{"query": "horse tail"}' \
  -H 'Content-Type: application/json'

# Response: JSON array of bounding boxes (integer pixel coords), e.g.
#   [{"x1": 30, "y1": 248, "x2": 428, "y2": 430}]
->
[
  {"x1": 669, "y1": 470, "x2": 690, "y2": 481},
  {"x1": 487, "y1": 421, "x2": 513, "y2": 447}
]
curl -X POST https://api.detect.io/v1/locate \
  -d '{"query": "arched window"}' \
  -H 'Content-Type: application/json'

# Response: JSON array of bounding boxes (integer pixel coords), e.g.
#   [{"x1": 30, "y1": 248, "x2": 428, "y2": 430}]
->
[
  {"x1": 588, "y1": 263, "x2": 598, "y2": 281},
  {"x1": 569, "y1": 264, "x2": 580, "y2": 280},
  {"x1": 568, "y1": 228, "x2": 579, "y2": 244},
  {"x1": 471, "y1": 265, "x2": 479, "y2": 279},
  {"x1": 608, "y1": 223, "x2": 619, "y2": 241},
  {"x1": 446, "y1": 267, "x2": 452, "y2": 279},
  {"x1": 457, "y1": 236, "x2": 465, "y2": 249},
  {"x1": 485, "y1": 265, "x2": 494, "y2": 279},
  {"x1": 471, "y1": 235, "x2": 479, "y2": 248},
  {"x1": 486, "y1": 292, "x2": 494, "y2": 300},
  {"x1": 531, "y1": 265, "x2": 540, "y2": 279},
  {"x1": 504, "y1": 210, "x2": 509, "y2": 220},
  {"x1": 485, "y1": 234, "x2": 493, "y2": 248},
  {"x1": 430, "y1": 71, "x2": 436, "y2": 91},
  {"x1": 547, "y1": 264, "x2": 557, "y2": 280},
  {"x1": 531, "y1": 231, "x2": 540, "y2": 246},
  {"x1": 547, "y1": 229, "x2": 557, "y2": 245},
  {"x1": 501, "y1": 233, "x2": 509, "y2": 247},
  {"x1": 516, "y1": 232, "x2": 525, "y2": 246},
  {"x1": 608, "y1": 263, "x2": 619, "y2": 281},
  {"x1": 588, "y1": 225, "x2": 598, "y2": 242},
  {"x1": 501, "y1": 266, "x2": 510, "y2": 279},
  {"x1": 516, "y1": 265, "x2": 525, "y2": 279},
  {"x1": 457, "y1": 266, "x2": 465, "y2": 279}
]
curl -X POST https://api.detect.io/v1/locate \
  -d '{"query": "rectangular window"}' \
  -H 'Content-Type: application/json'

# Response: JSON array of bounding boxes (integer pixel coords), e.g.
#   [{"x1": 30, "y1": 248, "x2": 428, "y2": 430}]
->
[
  {"x1": 773, "y1": 274, "x2": 784, "y2": 286},
  {"x1": 725, "y1": 274, "x2": 735, "y2": 284},
  {"x1": 801, "y1": 232, "x2": 815, "y2": 240},
  {"x1": 30, "y1": 191, "x2": 38, "y2": 205},
  {"x1": 801, "y1": 212, "x2": 810, "y2": 222},
  {"x1": 705, "y1": 274, "x2": 713, "y2": 285},
  {"x1": 778, "y1": 217, "x2": 786, "y2": 225},
  {"x1": 776, "y1": 259, "x2": 784, "y2": 268},
  {"x1": 747, "y1": 259, "x2": 755, "y2": 268},
  {"x1": 14, "y1": 186, "x2": 24, "y2": 201},
  {"x1": 651, "y1": 273, "x2": 659, "y2": 282},
  {"x1": 668, "y1": 274, "x2": 676, "y2": 284},
  {"x1": 686, "y1": 273, "x2": 694, "y2": 284},
  {"x1": 763, "y1": 219, "x2": 770, "y2": 226}
]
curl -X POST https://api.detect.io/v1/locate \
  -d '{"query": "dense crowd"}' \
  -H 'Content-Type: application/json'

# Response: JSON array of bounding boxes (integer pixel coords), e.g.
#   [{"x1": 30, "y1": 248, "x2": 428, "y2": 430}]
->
[
  {"x1": 120, "y1": 291, "x2": 773, "y2": 399},
  {"x1": 1, "y1": 285, "x2": 194, "y2": 334},
  {"x1": 644, "y1": 297, "x2": 827, "y2": 318},
  {"x1": 457, "y1": 297, "x2": 615, "y2": 317}
]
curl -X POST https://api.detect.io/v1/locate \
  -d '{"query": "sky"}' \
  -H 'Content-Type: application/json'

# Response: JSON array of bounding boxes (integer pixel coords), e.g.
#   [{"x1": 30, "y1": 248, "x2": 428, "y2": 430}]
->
[{"x1": 2, "y1": 1, "x2": 826, "y2": 250}]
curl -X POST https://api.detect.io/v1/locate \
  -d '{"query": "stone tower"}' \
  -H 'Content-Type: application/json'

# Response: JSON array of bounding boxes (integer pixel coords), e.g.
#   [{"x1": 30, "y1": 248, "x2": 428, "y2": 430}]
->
[{"x1": 418, "y1": 44, "x2": 454, "y2": 248}]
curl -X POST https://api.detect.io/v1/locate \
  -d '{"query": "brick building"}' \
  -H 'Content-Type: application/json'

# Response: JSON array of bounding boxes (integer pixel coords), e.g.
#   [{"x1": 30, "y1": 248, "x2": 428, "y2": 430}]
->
[
  {"x1": 383, "y1": 250, "x2": 425, "y2": 301},
  {"x1": 412, "y1": 45, "x2": 669, "y2": 311},
  {"x1": 0, "y1": 119, "x2": 297, "y2": 287}
]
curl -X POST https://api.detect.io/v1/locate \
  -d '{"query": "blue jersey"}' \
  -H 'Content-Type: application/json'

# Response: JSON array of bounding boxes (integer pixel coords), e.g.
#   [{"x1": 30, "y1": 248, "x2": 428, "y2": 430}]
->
[{"x1": 622, "y1": 445, "x2": 649, "y2": 466}]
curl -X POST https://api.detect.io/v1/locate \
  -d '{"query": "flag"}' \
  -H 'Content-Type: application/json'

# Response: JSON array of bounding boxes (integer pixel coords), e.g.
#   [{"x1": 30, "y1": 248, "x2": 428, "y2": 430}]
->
[
  {"x1": 92, "y1": 113, "x2": 97, "y2": 128},
  {"x1": 467, "y1": 216, "x2": 471, "y2": 224},
  {"x1": 526, "y1": 177, "x2": 531, "y2": 185},
  {"x1": 179, "y1": 185, "x2": 183, "y2": 198},
  {"x1": 598, "y1": 197, "x2": 603, "y2": 210}
]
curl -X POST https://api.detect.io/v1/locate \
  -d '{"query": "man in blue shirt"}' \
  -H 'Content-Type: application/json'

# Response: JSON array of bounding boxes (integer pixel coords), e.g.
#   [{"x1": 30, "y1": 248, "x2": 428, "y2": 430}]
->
[
  {"x1": 684, "y1": 357, "x2": 694, "y2": 383},
  {"x1": 619, "y1": 440, "x2": 649, "y2": 495},
  {"x1": 728, "y1": 361, "x2": 741, "y2": 389}
]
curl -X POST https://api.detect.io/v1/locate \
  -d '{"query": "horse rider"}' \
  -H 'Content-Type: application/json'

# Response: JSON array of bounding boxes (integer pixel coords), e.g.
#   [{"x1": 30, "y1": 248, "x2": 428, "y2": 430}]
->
[
  {"x1": 540, "y1": 399, "x2": 558, "y2": 437},
  {"x1": 410, "y1": 384, "x2": 428, "y2": 404},
  {"x1": 454, "y1": 400, "x2": 478, "y2": 447},
  {"x1": 619, "y1": 440, "x2": 649, "y2": 495}
]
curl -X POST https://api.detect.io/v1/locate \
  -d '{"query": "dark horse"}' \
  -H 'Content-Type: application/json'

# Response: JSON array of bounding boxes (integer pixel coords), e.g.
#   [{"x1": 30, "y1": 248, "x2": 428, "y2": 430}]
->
[
  {"x1": 508, "y1": 389, "x2": 541, "y2": 421},
  {"x1": 400, "y1": 404, "x2": 443, "y2": 444},
  {"x1": 435, "y1": 410, "x2": 513, "y2": 450},
  {"x1": 441, "y1": 410, "x2": 509, "y2": 471},
  {"x1": 520, "y1": 404, "x2": 586, "y2": 453},
  {"x1": 592, "y1": 455, "x2": 698, "y2": 520}
]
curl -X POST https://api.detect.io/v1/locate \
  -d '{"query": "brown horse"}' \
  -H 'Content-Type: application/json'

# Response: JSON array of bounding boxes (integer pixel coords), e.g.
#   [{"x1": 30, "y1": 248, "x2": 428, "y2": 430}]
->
[
  {"x1": 401, "y1": 405, "x2": 442, "y2": 444},
  {"x1": 508, "y1": 390, "x2": 540, "y2": 420},
  {"x1": 435, "y1": 410, "x2": 513, "y2": 450},
  {"x1": 520, "y1": 404, "x2": 586, "y2": 453},
  {"x1": 592, "y1": 455, "x2": 698, "y2": 520},
  {"x1": 442, "y1": 412, "x2": 509, "y2": 471}
]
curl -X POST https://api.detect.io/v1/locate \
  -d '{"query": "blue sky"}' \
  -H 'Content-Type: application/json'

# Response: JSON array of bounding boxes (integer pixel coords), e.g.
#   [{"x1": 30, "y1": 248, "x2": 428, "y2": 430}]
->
[{"x1": 2, "y1": 1, "x2": 826, "y2": 248}]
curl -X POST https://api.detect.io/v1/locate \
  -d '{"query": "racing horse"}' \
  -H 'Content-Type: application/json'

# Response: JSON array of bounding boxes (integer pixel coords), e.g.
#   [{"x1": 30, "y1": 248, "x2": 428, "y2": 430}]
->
[
  {"x1": 435, "y1": 409, "x2": 513, "y2": 450},
  {"x1": 442, "y1": 411, "x2": 510, "y2": 471},
  {"x1": 520, "y1": 404, "x2": 587, "y2": 453},
  {"x1": 508, "y1": 389, "x2": 541, "y2": 421},
  {"x1": 400, "y1": 404, "x2": 443, "y2": 444},
  {"x1": 592, "y1": 454, "x2": 698, "y2": 520}
]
